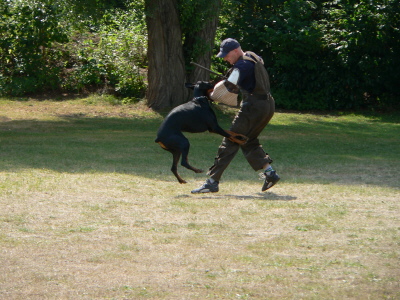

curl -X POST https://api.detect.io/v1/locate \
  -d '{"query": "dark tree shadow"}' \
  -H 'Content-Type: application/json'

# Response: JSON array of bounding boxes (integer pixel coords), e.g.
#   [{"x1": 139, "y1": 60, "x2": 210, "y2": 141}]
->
[{"x1": 1, "y1": 112, "x2": 399, "y2": 189}]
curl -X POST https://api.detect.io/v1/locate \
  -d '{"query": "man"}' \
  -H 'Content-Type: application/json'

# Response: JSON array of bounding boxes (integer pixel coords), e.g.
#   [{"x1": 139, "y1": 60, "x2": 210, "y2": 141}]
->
[{"x1": 191, "y1": 38, "x2": 280, "y2": 193}]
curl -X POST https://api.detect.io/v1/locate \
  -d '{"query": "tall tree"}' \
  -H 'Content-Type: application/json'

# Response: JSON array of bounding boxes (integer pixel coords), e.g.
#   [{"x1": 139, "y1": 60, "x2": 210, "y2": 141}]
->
[
  {"x1": 145, "y1": 0, "x2": 221, "y2": 110},
  {"x1": 145, "y1": 0, "x2": 187, "y2": 110},
  {"x1": 180, "y1": 0, "x2": 221, "y2": 83}
]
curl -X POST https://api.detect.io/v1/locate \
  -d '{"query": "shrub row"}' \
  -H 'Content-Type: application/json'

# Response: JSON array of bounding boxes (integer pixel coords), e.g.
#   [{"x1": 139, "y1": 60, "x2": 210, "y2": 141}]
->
[{"x1": 0, "y1": 0, "x2": 146, "y2": 101}]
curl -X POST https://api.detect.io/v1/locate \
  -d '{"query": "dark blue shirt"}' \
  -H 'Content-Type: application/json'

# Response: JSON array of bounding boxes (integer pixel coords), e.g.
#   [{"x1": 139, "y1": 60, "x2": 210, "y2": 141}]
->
[{"x1": 234, "y1": 54, "x2": 257, "y2": 93}]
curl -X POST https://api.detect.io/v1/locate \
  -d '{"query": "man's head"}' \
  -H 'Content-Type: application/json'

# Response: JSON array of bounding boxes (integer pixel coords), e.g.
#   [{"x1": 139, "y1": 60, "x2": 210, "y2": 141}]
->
[{"x1": 217, "y1": 38, "x2": 243, "y2": 65}]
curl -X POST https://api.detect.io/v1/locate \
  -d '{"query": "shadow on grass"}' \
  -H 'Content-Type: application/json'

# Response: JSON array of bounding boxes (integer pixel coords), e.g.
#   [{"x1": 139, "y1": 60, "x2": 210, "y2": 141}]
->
[
  {"x1": 1, "y1": 113, "x2": 399, "y2": 189},
  {"x1": 182, "y1": 192, "x2": 297, "y2": 201},
  {"x1": 0, "y1": 116, "x2": 163, "y2": 176}
]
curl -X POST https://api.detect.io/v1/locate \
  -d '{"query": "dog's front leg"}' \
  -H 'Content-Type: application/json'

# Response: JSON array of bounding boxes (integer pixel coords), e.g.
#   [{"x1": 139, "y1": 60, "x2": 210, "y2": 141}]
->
[
  {"x1": 225, "y1": 130, "x2": 249, "y2": 145},
  {"x1": 210, "y1": 125, "x2": 248, "y2": 145}
]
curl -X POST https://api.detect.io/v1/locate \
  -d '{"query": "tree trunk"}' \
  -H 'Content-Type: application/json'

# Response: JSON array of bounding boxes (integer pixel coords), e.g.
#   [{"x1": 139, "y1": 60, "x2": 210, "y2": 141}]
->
[
  {"x1": 185, "y1": 0, "x2": 221, "y2": 83},
  {"x1": 145, "y1": 0, "x2": 188, "y2": 110}
]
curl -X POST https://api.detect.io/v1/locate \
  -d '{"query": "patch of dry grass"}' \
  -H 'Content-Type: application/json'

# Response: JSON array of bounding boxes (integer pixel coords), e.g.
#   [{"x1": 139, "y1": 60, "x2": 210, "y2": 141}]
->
[{"x1": 0, "y1": 98, "x2": 399, "y2": 299}]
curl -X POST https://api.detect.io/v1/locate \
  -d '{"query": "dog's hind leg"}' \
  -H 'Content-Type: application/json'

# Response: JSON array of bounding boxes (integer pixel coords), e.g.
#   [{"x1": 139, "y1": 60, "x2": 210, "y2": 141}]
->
[
  {"x1": 180, "y1": 142, "x2": 204, "y2": 174},
  {"x1": 170, "y1": 150, "x2": 187, "y2": 184}
]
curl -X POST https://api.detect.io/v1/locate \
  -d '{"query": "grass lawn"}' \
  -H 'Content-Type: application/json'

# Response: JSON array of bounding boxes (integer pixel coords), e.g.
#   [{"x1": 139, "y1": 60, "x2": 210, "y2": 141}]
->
[{"x1": 0, "y1": 96, "x2": 399, "y2": 299}]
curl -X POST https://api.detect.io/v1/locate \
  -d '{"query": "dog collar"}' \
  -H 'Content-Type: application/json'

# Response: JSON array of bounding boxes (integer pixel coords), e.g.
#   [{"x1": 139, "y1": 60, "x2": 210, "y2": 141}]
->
[{"x1": 193, "y1": 96, "x2": 208, "y2": 101}]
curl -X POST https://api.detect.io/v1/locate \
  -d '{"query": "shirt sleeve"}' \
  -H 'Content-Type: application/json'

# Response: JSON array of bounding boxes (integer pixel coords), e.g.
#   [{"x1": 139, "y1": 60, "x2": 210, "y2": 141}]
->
[{"x1": 233, "y1": 59, "x2": 256, "y2": 93}]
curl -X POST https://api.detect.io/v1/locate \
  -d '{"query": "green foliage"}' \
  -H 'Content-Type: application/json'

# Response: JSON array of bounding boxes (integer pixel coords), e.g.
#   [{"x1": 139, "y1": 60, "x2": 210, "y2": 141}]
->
[
  {"x1": 0, "y1": 0, "x2": 68, "y2": 95},
  {"x1": 96, "y1": 8, "x2": 147, "y2": 98},
  {"x1": 179, "y1": 0, "x2": 220, "y2": 64},
  {"x1": 0, "y1": 0, "x2": 146, "y2": 99},
  {"x1": 218, "y1": 0, "x2": 400, "y2": 111},
  {"x1": 318, "y1": 0, "x2": 400, "y2": 110},
  {"x1": 61, "y1": 7, "x2": 147, "y2": 98},
  {"x1": 57, "y1": 0, "x2": 130, "y2": 31},
  {"x1": 1, "y1": 0, "x2": 398, "y2": 110}
]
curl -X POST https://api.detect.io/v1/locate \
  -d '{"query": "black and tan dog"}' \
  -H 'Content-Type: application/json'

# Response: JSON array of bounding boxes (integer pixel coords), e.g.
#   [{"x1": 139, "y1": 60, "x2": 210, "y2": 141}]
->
[{"x1": 155, "y1": 81, "x2": 248, "y2": 184}]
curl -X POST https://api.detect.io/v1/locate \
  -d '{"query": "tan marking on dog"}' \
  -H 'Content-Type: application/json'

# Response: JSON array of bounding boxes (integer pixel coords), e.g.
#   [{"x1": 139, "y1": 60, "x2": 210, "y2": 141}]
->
[{"x1": 157, "y1": 141, "x2": 168, "y2": 150}]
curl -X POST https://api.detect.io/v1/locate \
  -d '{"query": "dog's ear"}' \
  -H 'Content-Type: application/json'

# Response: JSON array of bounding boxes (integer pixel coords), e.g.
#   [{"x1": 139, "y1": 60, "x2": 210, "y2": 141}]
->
[
  {"x1": 197, "y1": 81, "x2": 213, "y2": 90},
  {"x1": 210, "y1": 79, "x2": 218, "y2": 87},
  {"x1": 206, "y1": 81, "x2": 215, "y2": 89},
  {"x1": 185, "y1": 82, "x2": 195, "y2": 90}
]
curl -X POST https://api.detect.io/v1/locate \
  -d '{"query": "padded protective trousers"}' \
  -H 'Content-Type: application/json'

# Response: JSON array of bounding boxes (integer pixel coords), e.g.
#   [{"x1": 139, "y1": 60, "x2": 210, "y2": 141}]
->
[{"x1": 207, "y1": 94, "x2": 275, "y2": 182}]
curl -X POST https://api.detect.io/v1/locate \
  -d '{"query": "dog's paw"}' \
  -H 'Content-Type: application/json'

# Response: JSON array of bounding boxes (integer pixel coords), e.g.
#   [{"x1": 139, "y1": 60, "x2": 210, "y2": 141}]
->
[
  {"x1": 225, "y1": 130, "x2": 249, "y2": 145},
  {"x1": 234, "y1": 135, "x2": 247, "y2": 141}
]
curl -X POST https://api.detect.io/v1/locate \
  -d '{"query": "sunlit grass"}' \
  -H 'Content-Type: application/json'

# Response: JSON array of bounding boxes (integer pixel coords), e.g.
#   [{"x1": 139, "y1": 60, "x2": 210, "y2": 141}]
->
[{"x1": 0, "y1": 97, "x2": 399, "y2": 299}]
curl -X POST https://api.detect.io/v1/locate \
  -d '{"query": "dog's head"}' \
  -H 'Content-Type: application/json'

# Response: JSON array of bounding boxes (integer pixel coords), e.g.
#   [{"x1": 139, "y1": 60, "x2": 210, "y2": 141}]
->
[
  {"x1": 185, "y1": 81, "x2": 214, "y2": 90},
  {"x1": 185, "y1": 81, "x2": 214, "y2": 98}
]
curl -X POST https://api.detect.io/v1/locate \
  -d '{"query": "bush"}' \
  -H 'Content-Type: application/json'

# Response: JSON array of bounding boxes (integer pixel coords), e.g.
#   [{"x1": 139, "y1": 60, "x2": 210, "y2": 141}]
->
[
  {"x1": 60, "y1": 5, "x2": 147, "y2": 99},
  {"x1": 0, "y1": 0, "x2": 68, "y2": 96},
  {"x1": 0, "y1": 0, "x2": 147, "y2": 100}
]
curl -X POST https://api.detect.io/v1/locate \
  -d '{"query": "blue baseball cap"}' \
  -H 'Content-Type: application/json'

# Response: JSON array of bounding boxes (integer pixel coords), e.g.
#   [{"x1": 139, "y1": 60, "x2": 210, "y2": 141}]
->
[{"x1": 217, "y1": 38, "x2": 240, "y2": 58}]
